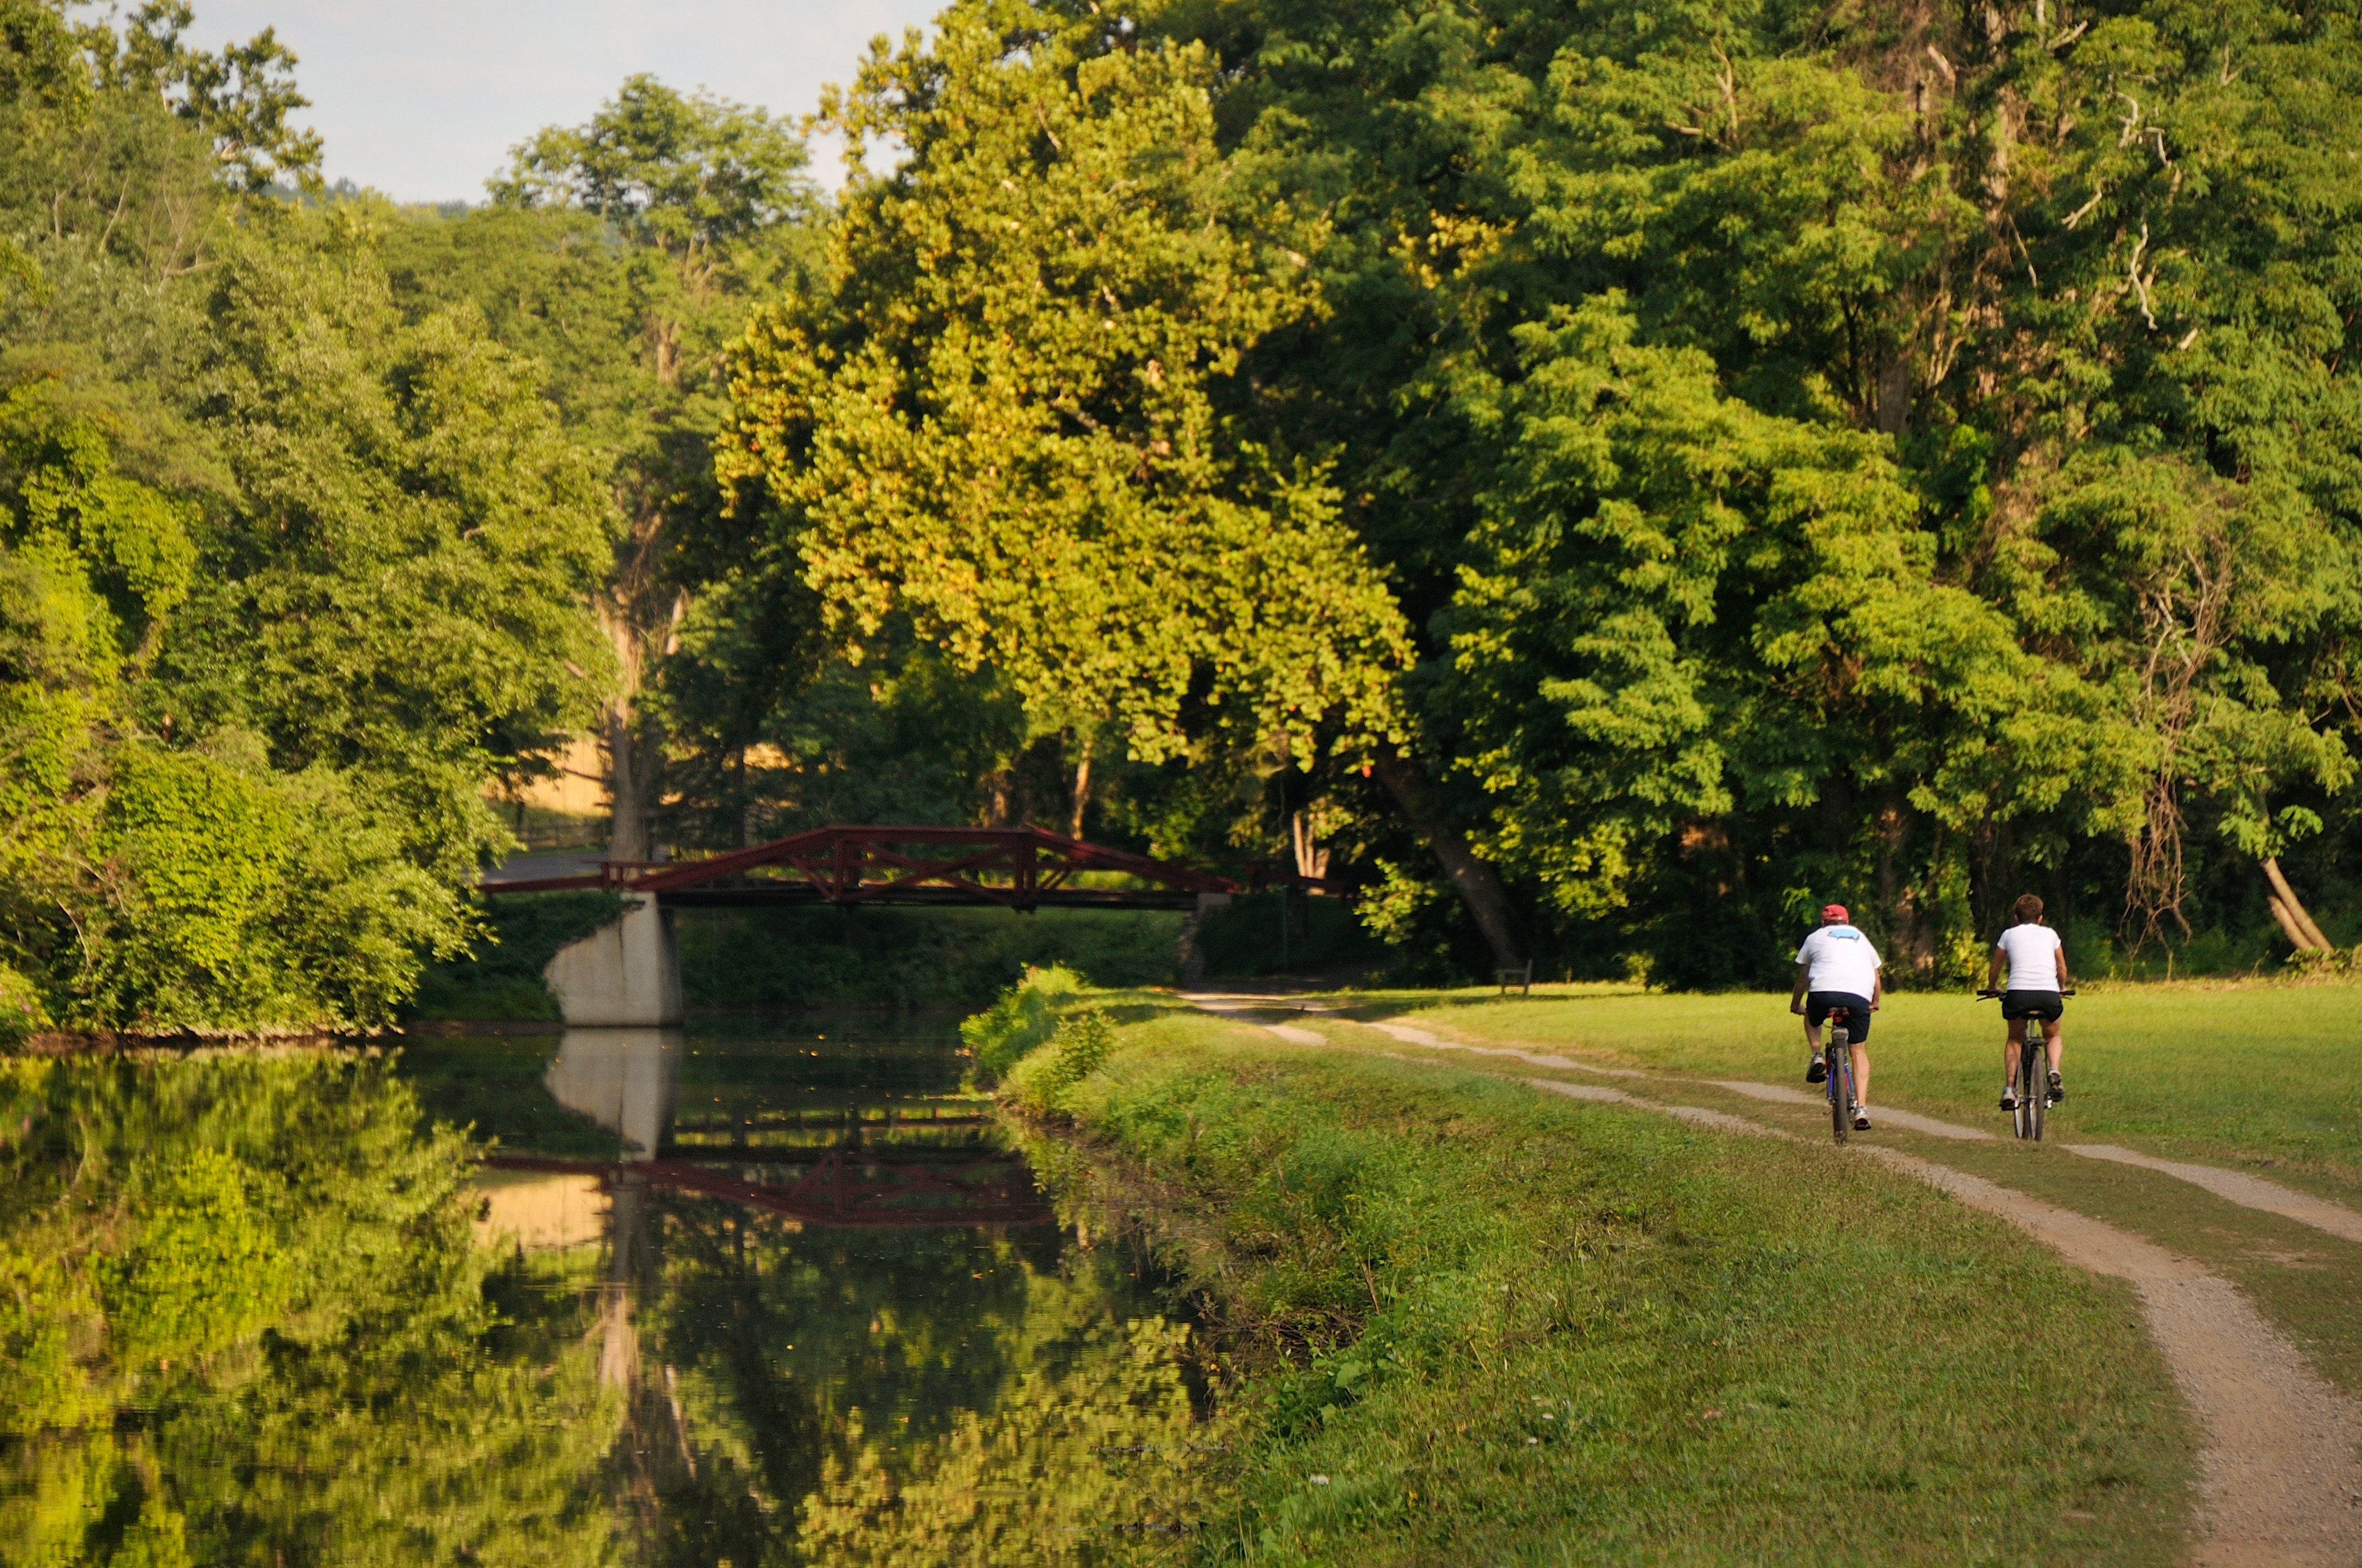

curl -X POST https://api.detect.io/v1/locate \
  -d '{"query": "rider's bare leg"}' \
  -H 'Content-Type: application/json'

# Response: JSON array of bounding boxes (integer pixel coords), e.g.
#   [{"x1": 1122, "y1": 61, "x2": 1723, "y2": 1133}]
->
[
  {"x1": 2003, "y1": 1017, "x2": 2028, "y2": 1089},
  {"x1": 1851, "y1": 1044, "x2": 1871, "y2": 1106},
  {"x1": 1803, "y1": 1017, "x2": 1822, "y2": 1056},
  {"x1": 2042, "y1": 1017, "x2": 2064, "y2": 1074}
]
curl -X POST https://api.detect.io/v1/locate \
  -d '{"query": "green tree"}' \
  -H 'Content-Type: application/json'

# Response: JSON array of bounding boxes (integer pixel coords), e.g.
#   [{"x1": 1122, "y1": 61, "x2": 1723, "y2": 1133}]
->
[
  {"x1": 156, "y1": 216, "x2": 615, "y2": 885},
  {"x1": 0, "y1": 4, "x2": 615, "y2": 1030},
  {"x1": 720, "y1": 0, "x2": 1411, "y2": 854},
  {"x1": 458, "y1": 76, "x2": 824, "y2": 860},
  {"x1": 1120, "y1": 0, "x2": 2362, "y2": 976}
]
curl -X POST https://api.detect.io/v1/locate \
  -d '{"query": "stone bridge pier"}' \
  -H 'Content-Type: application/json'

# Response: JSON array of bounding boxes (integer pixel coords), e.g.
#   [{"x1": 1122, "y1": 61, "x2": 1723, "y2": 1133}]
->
[{"x1": 542, "y1": 897, "x2": 684, "y2": 1028}]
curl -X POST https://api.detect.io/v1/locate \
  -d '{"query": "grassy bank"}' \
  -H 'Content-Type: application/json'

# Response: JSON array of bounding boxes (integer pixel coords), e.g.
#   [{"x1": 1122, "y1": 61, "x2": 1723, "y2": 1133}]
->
[
  {"x1": 999, "y1": 991, "x2": 2194, "y2": 1565},
  {"x1": 1340, "y1": 981, "x2": 2362, "y2": 1202}
]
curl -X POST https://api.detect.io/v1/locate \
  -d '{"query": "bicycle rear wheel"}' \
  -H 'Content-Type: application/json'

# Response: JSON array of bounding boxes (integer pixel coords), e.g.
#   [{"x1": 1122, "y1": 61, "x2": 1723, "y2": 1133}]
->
[
  {"x1": 1830, "y1": 1027, "x2": 1851, "y2": 1143},
  {"x1": 2030, "y1": 1042, "x2": 2047, "y2": 1142},
  {"x1": 2013, "y1": 1037, "x2": 2036, "y2": 1140}
]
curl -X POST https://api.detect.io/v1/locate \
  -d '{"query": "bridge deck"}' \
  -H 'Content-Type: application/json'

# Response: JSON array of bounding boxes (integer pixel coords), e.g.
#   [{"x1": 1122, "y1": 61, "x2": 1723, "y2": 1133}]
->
[
  {"x1": 481, "y1": 822, "x2": 1334, "y2": 910},
  {"x1": 652, "y1": 883, "x2": 1201, "y2": 910}
]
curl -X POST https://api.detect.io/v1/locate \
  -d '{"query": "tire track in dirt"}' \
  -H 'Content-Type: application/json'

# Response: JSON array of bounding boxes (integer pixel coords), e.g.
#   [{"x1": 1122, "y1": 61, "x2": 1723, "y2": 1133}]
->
[
  {"x1": 2062, "y1": 1144, "x2": 2362, "y2": 1248},
  {"x1": 1851, "y1": 1145, "x2": 2362, "y2": 1568}
]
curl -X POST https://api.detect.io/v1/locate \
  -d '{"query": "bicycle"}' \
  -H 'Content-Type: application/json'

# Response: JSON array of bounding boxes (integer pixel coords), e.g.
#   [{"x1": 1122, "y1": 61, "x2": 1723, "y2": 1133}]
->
[
  {"x1": 1977, "y1": 988, "x2": 2075, "y2": 1141},
  {"x1": 1820, "y1": 1004, "x2": 1865, "y2": 1144}
]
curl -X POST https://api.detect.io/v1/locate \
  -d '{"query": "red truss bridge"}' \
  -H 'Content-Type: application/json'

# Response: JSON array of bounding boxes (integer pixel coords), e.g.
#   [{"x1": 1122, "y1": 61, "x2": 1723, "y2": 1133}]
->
[{"x1": 482, "y1": 822, "x2": 1339, "y2": 911}]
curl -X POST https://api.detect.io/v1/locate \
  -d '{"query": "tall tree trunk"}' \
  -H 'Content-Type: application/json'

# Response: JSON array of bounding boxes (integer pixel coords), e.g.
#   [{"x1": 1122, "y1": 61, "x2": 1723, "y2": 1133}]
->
[
  {"x1": 1292, "y1": 811, "x2": 1330, "y2": 879},
  {"x1": 2262, "y1": 857, "x2": 2332, "y2": 951},
  {"x1": 1067, "y1": 731, "x2": 1093, "y2": 840},
  {"x1": 598, "y1": 579, "x2": 684, "y2": 864},
  {"x1": 1371, "y1": 753, "x2": 1523, "y2": 971},
  {"x1": 2265, "y1": 890, "x2": 2315, "y2": 954},
  {"x1": 604, "y1": 703, "x2": 652, "y2": 863},
  {"x1": 732, "y1": 747, "x2": 749, "y2": 849}
]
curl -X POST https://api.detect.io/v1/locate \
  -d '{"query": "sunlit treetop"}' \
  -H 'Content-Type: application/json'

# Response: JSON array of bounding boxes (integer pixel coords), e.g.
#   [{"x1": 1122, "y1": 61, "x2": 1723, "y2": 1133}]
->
[
  {"x1": 723, "y1": 0, "x2": 1412, "y2": 767},
  {"x1": 491, "y1": 74, "x2": 820, "y2": 258}
]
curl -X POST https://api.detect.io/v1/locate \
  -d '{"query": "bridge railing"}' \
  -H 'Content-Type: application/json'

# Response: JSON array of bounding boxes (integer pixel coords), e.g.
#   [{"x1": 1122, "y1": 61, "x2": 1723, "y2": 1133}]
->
[{"x1": 479, "y1": 822, "x2": 1348, "y2": 910}]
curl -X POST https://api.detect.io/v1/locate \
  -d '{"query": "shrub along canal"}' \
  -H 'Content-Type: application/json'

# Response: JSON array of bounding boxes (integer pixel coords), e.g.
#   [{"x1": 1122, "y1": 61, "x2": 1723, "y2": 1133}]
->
[{"x1": 0, "y1": 1016, "x2": 1206, "y2": 1563}]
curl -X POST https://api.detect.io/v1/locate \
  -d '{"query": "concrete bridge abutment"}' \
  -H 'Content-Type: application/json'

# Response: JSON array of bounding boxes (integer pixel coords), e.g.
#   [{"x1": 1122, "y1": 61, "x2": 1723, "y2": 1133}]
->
[{"x1": 542, "y1": 897, "x2": 684, "y2": 1028}]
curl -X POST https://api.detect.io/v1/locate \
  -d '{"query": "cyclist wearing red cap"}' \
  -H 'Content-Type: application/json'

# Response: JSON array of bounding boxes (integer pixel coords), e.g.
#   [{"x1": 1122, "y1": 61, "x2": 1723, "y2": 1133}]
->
[{"x1": 1788, "y1": 903, "x2": 1881, "y2": 1131}]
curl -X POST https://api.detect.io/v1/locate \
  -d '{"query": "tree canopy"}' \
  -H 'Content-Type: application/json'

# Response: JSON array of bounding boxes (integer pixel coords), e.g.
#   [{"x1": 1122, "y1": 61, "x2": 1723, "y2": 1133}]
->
[
  {"x1": 722, "y1": 0, "x2": 1410, "y2": 771},
  {"x1": 0, "y1": 0, "x2": 611, "y2": 1032},
  {"x1": 694, "y1": 0, "x2": 2362, "y2": 981},
  {"x1": 9, "y1": 0, "x2": 2362, "y2": 1029}
]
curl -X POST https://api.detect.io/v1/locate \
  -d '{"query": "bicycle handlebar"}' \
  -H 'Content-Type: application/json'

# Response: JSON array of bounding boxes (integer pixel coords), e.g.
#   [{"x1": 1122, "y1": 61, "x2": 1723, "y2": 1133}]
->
[{"x1": 1978, "y1": 988, "x2": 2077, "y2": 999}]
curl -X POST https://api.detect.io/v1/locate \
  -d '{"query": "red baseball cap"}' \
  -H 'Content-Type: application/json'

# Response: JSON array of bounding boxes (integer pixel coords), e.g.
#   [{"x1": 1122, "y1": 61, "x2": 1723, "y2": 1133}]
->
[{"x1": 1822, "y1": 903, "x2": 1848, "y2": 921}]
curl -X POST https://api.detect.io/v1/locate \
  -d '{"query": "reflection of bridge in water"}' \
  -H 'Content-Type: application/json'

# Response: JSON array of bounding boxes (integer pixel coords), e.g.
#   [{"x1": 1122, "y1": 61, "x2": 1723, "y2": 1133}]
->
[
  {"x1": 486, "y1": 1150, "x2": 1052, "y2": 1228},
  {"x1": 506, "y1": 1025, "x2": 1050, "y2": 1229}
]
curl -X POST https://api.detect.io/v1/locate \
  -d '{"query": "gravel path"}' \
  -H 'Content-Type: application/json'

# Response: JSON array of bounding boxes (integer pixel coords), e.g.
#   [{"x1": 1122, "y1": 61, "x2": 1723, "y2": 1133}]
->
[
  {"x1": 1182, "y1": 993, "x2": 2362, "y2": 1565},
  {"x1": 1853, "y1": 1145, "x2": 2362, "y2": 1567}
]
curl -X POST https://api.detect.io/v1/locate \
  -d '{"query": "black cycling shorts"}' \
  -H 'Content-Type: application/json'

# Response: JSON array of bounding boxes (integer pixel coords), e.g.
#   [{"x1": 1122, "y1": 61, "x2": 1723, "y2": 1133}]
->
[
  {"x1": 2002, "y1": 990, "x2": 2064, "y2": 1023},
  {"x1": 1806, "y1": 991, "x2": 1873, "y2": 1042}
]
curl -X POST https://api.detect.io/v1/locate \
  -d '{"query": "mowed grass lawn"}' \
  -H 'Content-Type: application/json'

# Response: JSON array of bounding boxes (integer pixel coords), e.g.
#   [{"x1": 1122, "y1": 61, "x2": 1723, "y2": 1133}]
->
[
  {"x1": 1050, "y1": 1002, "x2": 2195, "y2": 1566},
  {"x1": 1337, "y1": 981, "x2": 2362, "y2": 1204}
]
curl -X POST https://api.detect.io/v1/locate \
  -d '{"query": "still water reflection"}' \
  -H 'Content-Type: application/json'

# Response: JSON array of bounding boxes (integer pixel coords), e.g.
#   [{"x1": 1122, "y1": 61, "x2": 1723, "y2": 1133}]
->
[{"x1": 0, "y1": 1023, "x2": 1201, "y2": 1565}]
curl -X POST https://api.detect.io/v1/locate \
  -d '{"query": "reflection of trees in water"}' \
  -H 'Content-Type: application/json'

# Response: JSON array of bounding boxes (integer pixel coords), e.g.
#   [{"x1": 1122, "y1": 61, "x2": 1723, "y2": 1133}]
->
[
  {"x1": 0, "y1": 1053, "x2": 621, "y2": 1566},
  {"x1": 614, "y1": 1189, "x2": 1200, "y2": 1566},
  {"x1": 0, "y1": 1054, "x2": 1201, "y2": 1566}
]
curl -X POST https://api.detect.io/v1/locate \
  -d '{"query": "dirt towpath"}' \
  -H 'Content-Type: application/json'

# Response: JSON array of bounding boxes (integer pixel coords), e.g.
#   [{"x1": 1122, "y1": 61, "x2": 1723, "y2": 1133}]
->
[
  {"x1": 1183, "y1": 993, "x2": 2362, "y2": 1567},
  {"x1": 1323, "y1": 1008, "x2": 2362, "y2": 1250}
]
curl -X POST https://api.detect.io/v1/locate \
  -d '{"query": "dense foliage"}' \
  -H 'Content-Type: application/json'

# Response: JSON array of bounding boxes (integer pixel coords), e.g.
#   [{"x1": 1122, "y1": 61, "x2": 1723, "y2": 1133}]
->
[
  {"x1": 698, "y1": 0, "x2": 2362, "y2": 981},
  {"x1": 0, "y1": 1, "x2": 610, "y2": 1031},
  {"x1": 14, "y1": 0, "x2": 2361, "y2": 1018},
  {"x1": 408, "y1": 75, "x2": 824, "y2": 858}
]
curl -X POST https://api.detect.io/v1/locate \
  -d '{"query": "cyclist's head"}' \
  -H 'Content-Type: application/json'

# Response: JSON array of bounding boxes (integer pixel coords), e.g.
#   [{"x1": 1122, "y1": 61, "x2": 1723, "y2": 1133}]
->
[
  {"x1": 1820, "y1": 903, "x2": 1848, "y2": 924},
  {"x1": 2014, "y1": 893, "x2": 2044, "y2": 923}
]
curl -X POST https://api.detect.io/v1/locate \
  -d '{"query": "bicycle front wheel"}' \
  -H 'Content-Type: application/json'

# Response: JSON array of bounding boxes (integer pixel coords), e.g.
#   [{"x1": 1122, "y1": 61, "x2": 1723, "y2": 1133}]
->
[{"x1": 2030, "y1": 1049, "x2": 2047, "y2": 1142}]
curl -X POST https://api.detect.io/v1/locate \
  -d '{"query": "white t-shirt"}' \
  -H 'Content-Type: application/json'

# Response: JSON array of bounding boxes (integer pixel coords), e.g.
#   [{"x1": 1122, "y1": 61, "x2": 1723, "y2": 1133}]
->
[
  {"x1": 1994, "y1": 923, "x2": 2063, "y2": 991},
  {"x1": 1795, "y1": 925, "x2": 1881, "y2": 997}
]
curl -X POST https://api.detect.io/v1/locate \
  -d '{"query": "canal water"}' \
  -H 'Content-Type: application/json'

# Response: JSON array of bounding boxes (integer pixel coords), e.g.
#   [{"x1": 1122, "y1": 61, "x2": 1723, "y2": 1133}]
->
[{"x1": 0, "y1": 1019, "x2": 1204, "y2": 1563}]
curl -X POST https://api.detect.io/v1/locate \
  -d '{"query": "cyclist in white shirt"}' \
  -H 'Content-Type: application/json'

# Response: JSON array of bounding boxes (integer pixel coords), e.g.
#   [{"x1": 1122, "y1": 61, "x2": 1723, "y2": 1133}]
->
[
  {"x1": 1788, "y1": 903, "x2": 1880, "y2": 1131},
  {"x1": 1987, "y1": 893, "x2": 2070, "y2": 1111}
]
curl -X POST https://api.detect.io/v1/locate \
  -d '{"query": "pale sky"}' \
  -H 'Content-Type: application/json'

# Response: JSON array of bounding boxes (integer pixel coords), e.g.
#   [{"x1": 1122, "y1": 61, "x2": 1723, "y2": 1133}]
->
[{"x1": 182, "y1": 1, "x2": 944, "y2": 203}]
